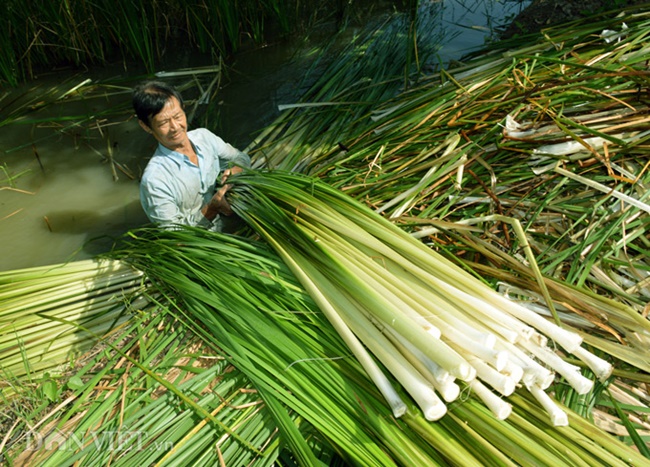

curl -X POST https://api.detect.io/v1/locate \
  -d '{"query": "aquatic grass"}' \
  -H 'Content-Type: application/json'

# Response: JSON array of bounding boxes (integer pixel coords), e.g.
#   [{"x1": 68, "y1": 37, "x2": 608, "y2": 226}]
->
[
  {"x1": 246, "y1": 5, "x2": 650, "y2": 313},
  {"x1": 113, "y1": 0, "x2": 157, "y2": 72},
  {"x1": 0, "y1": 259, "x2": 148, "y2": 386},
  {"x1": 4, "y1": 286, "x2": 296, "y2": 467},
  {"x1": 0, "y1": 0, "x2": 367, "y2": 86},
  {"x1": 110, "y1": 226, "x2": 650, "y2": 465},
  {"x1": 248, "y1": 7, "x2": 447, "y2": 173},
  {"x1": 0, "y1": 3, "x2": 18, "y2": 87}
]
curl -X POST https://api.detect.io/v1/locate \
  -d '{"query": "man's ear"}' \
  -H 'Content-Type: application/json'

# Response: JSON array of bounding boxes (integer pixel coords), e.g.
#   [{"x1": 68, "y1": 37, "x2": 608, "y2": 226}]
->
[{"x1": 138, "y1": 119, "x2": 152, "y2": 133}]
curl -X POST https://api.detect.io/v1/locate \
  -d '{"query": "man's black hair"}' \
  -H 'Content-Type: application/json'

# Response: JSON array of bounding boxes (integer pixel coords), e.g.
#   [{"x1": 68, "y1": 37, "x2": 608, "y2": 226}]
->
[{"x1": 132, "y1": 81, "x2": 184, "y2": 127}]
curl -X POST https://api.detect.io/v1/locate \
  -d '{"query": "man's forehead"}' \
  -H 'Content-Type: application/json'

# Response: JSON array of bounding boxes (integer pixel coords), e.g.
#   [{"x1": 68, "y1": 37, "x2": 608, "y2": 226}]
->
[{"x1": 153, "y1": 97, "x2": 184, "y2": 119}]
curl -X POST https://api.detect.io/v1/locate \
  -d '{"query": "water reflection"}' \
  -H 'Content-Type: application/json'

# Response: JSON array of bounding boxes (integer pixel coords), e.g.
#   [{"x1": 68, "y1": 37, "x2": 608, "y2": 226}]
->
[{"x1": 0, "y1": 0, "x2": 530, "y2": 271}]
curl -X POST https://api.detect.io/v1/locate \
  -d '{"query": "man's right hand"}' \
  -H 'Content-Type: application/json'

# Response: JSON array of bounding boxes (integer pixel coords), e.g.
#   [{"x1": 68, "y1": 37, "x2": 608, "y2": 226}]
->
[{"x1": 205, "y1": 185, "x2": 233, "y2": 219}]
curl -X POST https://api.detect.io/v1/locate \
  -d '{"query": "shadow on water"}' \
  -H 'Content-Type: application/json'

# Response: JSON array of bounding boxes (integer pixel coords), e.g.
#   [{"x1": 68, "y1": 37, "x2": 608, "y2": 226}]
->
[{"x1": 43, "y1": 199, "x2": 149, "y2": 255}]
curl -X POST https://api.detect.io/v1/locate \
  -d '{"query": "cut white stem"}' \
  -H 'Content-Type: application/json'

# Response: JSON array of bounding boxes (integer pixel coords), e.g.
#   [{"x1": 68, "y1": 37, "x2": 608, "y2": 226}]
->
[
  {"x1": 496, "y1": 340, "x2": 555, "y2": 389},
  {"x1": 385, "y1": 328, "x2": 455, "y2": 385},
  {"x1": 528, "y1": 384, "x2": 569, "y2": 426},
  {"x1": 388, "y1": 326, "x2": 461, "y2": 401},
  {"x1": 501, "y1": 360, "x2": 524, "y2": 385},
  {"x1": 465, "y1": 355, "x2": 516, "y2": 397},
  {"x1": 436, "y1": 379, "x2": 461, "y2": 403},
  {"x1": 572, "y1": 346, "x2": 613, "y2": 381},
  {"x1": 520, "y1": 340, "x2": 594, "y2": 395},
  {"x1": 270, "y1": 240, "x2": 407, "y2": 418},
  {"x1": 469, "y1": 380, "x2": 512, "y2": 420}
]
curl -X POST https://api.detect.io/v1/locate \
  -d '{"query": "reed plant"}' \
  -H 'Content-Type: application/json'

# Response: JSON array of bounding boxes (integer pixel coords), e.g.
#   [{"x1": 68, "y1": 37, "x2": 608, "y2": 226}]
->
[
  {"x1": 3, "y1": 225, "x2": 648, "y2": 465},
  {"x1": 247, "y1": 3, "x2": 650, "y2": 308},
  {"x1": 0, "y1": 0, "x2": 386, "y2": 86},
  {"x1": 0, "y1": 259, "x2": 148, "y2": 386},
  {"x1": 0, "y1": 0, "x2": 249, "y2": 84},
  {"x1": 248, "y1": 6, "x2": 448, "y2": 172},
  {"x1": 3, "y1": 291, "x2": 294, "y2": 466},
  {"x1": 3, "y1": 3, "x2": 650, "y2": 465},
  {"x1": 69, "y1": 225, "x2": 639, "y2": 466}
]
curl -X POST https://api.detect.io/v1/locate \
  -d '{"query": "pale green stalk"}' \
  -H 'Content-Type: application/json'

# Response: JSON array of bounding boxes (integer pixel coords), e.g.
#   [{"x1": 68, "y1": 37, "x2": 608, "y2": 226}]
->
[
  {"x1": 248, "y1": 224, "x2": 408, "y2": 419},
  {"x1": 554, "y1": 163, "x2": 650, "y2": 215},
  {"x1": 297, "y1": 258, "x2": 448, "y2": 421}
]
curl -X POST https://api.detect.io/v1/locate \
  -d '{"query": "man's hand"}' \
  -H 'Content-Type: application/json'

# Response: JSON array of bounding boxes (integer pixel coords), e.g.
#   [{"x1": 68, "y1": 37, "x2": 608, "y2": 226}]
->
[
  {"x1": 207, "y1": 185, "x2": 233, "y2": 217},
  {"x1": 202, "y1": 167, "x2": 243, "y2": 220},
  {"x1": 220, "y1": 166, "x2": 243, "y2": 185}
]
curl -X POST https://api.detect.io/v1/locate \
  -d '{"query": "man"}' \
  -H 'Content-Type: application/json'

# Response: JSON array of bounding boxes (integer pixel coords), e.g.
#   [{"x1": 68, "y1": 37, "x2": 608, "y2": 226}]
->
[{"x1": 133, "y1": 80, "x2": 250, "y2": 231}]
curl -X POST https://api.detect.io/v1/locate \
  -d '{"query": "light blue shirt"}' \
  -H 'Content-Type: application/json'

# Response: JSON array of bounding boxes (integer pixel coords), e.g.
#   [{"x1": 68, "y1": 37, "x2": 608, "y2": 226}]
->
[{"x1": 140, "y1": 128, "x2": 250, "y2": 230}]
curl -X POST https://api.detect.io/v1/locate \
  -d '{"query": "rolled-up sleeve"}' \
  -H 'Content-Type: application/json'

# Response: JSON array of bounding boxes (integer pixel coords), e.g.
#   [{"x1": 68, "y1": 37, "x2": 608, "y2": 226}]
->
[{"x1": 198, "y1": 129, "x2": 251, "y2": 169}]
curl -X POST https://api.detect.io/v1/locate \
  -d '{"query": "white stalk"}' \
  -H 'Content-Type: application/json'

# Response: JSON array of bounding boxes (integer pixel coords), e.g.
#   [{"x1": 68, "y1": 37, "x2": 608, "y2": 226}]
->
[
  {"x1": 387, "y1": 326, "x2": 462, "y2": 402},
  {"x1": 3, "y1": 278, "x2": 145, "y2": 317},
  {"x1": 302, "y1": 233, "x2": 474, "y2": 381},
  {"x1": 385, "y1": 328, "x2": 455, "y2": 385},
  {"x1": 310, "y1": 231, "x2": 446, "y2": 339},
  {"x1": 496, "y1": 340, "x2": 554, "y2": 389},
  {"x1": 481, "y1": 322, "x2": 521, "y2": 344},
  {"x1": 529, "y1": 331, "x2": 548, "y2": 348},
  {"x1": 464, "y1": 355, "x2": 515, "y2": 397},
  {"x1": 469, "y1": 380, "x2": 512, "y2": 420},
  {"x1": 528, "y1": 384, "x2": 569, "y2": 426},
  {"x1": 554, "y1": 162, "x2": 650, "y2": 215},
  {"x1": 526, "y1": 368, "x2": 555, "y2": 390},
  {"x1": 392, "y1": 239, "x2": 582, "y2": 352},
  {"x1": 424, "y1": 277, "x2": 537, "y2": 342},
  {"x1": 519, "y1": 340, "x2": 594, "y2": 395},
  {"x1": 347, "y1": 312, "x2": 447, "y2": 421},
  {"x1": 484, "y1": 292, "x2": 583, "y2": 353},
  {"x1": 377, "y1": 257, "x2": 513, "y2": 347},
  {"x1": 0, "y1": 258, "x2": 132, "y2": 283},
  {"x1": 572, "y1": 346, "x2": 613, "y2": 381},
  {"x1": 270, "y1": 241, "x2": 407, "y2": 418},
  {"x1": 1, "y1": 284, "x2": 144, "y2": 330},
  {"x1": 294, "y1": 246, "x2": 449, "y2": 418},
  {"x1": 330, "y1": 224, "x2": 535, "y2": 343}
]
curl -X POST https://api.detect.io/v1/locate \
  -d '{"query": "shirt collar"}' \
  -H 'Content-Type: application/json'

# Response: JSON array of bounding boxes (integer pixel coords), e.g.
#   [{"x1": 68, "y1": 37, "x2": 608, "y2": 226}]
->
[{"x1": 156, "y1": 138, "x2": 203, "y2": 168}]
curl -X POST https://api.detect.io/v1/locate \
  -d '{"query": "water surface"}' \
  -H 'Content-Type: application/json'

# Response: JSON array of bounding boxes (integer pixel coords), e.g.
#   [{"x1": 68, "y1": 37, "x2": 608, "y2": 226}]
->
[{"x1": 0, "y1": 0, "x2": 530, "y2": 271}]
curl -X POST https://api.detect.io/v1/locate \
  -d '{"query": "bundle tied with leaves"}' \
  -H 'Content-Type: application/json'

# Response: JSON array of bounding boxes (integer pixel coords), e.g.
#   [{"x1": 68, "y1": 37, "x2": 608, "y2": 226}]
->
[{"x1": 229, "y1": 169, "x2": 614, "y2": 425}]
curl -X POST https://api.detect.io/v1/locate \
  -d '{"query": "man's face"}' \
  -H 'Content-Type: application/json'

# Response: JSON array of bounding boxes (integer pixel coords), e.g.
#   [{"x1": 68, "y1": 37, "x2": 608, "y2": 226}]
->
[{"x1": 140, "y1": 96, "x2": 188, "y2": 150}]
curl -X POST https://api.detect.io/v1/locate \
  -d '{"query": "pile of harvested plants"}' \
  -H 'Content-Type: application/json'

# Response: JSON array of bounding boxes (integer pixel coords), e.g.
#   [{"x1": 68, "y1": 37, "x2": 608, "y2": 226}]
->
[{"x1": 2, "y1": 3, "x2": 650, "y2": 465}]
